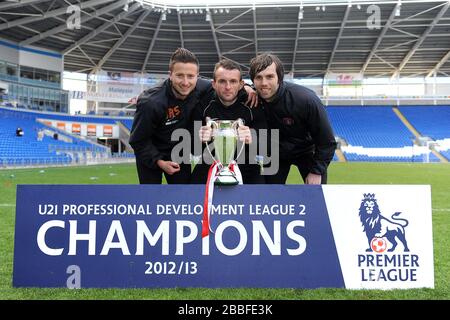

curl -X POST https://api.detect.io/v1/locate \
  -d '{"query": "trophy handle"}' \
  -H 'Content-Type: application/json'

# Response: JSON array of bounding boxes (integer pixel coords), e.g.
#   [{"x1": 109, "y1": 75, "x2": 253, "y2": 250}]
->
[
  {"x1": 206, "y1": 117, "x2": 218, "y2": 131},
  {"x1": 205, "y1": 117, "x2": 218, "y2": 164},
  {"x1": 233, "y1": 118, "x2": 246, "y2": 162},
  {"x1": 231, "y1": 118, "x2": 243, "y2": 131}
]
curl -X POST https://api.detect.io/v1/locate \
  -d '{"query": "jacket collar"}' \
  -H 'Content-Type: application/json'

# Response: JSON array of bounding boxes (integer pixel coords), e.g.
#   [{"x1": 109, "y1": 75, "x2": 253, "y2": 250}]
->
[
  {"x1": 211, "y1": 93, "x2": 239, "y2": 108},
  {"x1": 213, "y1": 92, "x2": 248, "y2": 111}
]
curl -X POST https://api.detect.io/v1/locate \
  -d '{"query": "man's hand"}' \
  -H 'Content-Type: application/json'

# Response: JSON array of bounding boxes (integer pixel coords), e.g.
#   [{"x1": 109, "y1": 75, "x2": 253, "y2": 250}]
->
[
  {"x1": 305, "y1": 173, "x2": 322, "y2": 185},
  {"x1": 243, "y1": 85, "x2": 258, "y2": 108},
  {"x1": 199, "y1": 125, "x2": 213, "y2": 142},
  {"x1": 237, "y1": 125, "x2": 252, "y2": 144},
  {"x1": 156, "y1": 160, "x2": 180, "y2": 175}
]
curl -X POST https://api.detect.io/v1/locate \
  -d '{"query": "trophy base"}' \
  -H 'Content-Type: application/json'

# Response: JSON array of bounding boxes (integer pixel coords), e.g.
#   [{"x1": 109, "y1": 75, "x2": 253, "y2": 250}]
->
[{"x1": 215, "y1": 172, "x2": 239, "y2": 186}]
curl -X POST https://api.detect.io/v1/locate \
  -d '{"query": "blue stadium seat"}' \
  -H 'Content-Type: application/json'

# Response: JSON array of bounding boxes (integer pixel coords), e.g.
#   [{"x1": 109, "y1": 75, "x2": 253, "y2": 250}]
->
[
  {"x1": 327, "y1": 106, "x2": 413, "y2": 147},
  {"x1": 0, "y1": 107, "x2": 114, "y2": 167},
  {"x1": 399, "y1": 106, "x2": 450, "y2": 140}
]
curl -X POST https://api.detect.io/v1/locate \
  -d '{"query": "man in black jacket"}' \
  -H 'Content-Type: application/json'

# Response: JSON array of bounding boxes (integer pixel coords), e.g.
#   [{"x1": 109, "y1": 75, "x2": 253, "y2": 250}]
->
[
  {"x1": 130, "y1": 48, "x2": 257, "y2": 184},
  {"x1": 129, "y1": 48, "x2": 213, "y2": 184},
  {"x1": 191, "y1": 59, "x2": 267, "y2": 184},
  {"x1": 249, "y1": 53, "x2": 336, "y2": 184}
]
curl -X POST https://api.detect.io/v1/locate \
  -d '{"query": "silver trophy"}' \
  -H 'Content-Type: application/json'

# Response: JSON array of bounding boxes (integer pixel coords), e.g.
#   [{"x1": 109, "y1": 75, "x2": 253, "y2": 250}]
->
[{"x1": 206, "y1": 118, "x2": 245, "y2": 185}]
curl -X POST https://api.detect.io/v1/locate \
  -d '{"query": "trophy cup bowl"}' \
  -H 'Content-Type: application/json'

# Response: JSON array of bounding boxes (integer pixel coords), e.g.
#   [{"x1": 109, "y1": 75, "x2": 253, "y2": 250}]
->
[{"x1": 206, "y1": 118, "x2": 244, "y2": 185}]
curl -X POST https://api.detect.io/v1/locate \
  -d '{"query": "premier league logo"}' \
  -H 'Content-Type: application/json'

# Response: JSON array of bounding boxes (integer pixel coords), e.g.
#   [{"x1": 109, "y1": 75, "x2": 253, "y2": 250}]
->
[
  {"x1": 358, "y1": 193, "x2": 410, "y2": 253},
  {"x1": 356, "y1": 193, "x2": 423, "y2": 283}
]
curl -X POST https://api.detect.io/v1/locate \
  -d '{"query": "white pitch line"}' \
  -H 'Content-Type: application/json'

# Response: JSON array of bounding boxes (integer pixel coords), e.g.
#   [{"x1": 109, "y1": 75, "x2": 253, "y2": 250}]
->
[{"x1": 433, "y1": 208, "x2": 450, "y2": 212}]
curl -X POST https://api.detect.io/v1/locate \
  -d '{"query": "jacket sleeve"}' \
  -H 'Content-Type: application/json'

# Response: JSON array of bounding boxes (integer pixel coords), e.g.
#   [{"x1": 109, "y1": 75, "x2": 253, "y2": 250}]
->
[
  {"x1": 129, "y1": 95, "x2": 165, "y2": 169},
  {"x1": 194, "y1": 78, "x2": 214, "y2": 123},
  {"x1": 188, "y1": 103, "x2": 206, "y2": 157},
  {"x1": 190, "y1": 79, "x2": 214, "y2": 157},
  {"x1": 248, "y1": 106, "x2": 269, "y2": 160},
  {"x1": 249, "y1": 106, "x2": 268, "y2": 131},
  {"x1": 304, "y1": 93, "x2": 337, "y2": 175},
  {"x1": 196, "y1": 77, "x2": 214, "y2": 101}
]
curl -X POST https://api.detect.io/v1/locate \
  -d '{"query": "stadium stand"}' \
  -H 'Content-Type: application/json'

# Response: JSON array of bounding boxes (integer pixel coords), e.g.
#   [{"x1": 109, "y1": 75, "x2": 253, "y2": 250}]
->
[
  {"x1": 326, "y1": 106, "x2": 449, "y2": 162},
  {"x1": 120, "y1": 119, "x2": 133, "y2": 131},
  {"x1": 0, "y1": 106, "x2": 116, "y2": 167},
  {"x1": 1, "y1": 106, "x2": 118, "y2": 124},
  {"x1": 327, "y1": 106, "x2": 413, "y2": 147},
  {"x1": 2, "y1": 102, "x2": 449, "y2": 167},
  {"x1": 399, "y1": 106, "x2": 450, "y2": 141},
  {"x1": 399, "y1": 106, "x2": 450, "y2": 161}
]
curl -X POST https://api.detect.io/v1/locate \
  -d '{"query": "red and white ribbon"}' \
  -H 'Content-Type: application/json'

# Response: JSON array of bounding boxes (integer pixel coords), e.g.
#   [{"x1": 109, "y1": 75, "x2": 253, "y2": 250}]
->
[
  {"x1": 201, "y1": 161, "x2": 243, "y2": 238},
  {"x1": 229, "y1": 160, "x2": 243, "y2": 185},
  {"x1": 202, "y1": 161, "x2": 220, "y2": 238}
]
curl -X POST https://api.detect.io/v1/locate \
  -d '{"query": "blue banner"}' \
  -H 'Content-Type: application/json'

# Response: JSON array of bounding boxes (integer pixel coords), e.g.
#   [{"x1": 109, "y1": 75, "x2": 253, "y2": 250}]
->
[{"x1": 13, "y1": 185, "x2": 343, "y2": 288}]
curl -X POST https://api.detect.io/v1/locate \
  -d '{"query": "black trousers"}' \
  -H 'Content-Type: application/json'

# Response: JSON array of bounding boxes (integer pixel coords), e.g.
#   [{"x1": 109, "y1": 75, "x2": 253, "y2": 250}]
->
[
  {"x1": 136, "y1": 159, "x2": 191, "y2": 184},
  {"x1": 264, "y1": 155, "x2": 328, "y2": 184},
  {"x1": 191, "y1": 163, "x2": 265, "y2": 184}
]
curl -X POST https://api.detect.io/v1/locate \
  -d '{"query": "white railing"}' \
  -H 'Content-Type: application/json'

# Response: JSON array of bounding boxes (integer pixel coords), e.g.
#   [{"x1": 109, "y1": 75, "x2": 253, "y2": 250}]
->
[{"x1": 322, "y1": 96, "x2": 450, "y2": 106}]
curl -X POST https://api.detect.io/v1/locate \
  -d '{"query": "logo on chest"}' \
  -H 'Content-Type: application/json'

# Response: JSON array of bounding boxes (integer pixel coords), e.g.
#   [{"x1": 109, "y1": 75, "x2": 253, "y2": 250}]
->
[{"x1": 166, "y1": 105, "x2": 182, "y2": 125}]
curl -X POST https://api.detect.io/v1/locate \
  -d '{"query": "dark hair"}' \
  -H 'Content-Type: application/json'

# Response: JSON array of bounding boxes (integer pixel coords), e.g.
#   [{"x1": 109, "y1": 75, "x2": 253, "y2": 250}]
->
[
  {"x1": 213, "y1": 59, "x2": 242, "y2": 80},
  {"x1": 169, "y1": 48, "x2": 199, "y2": 71},
  {"x1": 249, "y1": 53, "x2": 284, "y2": 84}
]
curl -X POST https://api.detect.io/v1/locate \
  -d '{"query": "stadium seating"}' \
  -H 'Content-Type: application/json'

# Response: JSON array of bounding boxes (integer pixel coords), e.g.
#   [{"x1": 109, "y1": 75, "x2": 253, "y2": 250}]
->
[
  {"x1": 440, "y1": 150, "x2": 450, "y2": 160},
  {"x1": 1, "y1": 104, "x2": 448, "y2": 166},
  {"x1": 326, "y1": 106, "x2": 448, "y2": 162},
  {"x1": 344, "y1": 152, "x2": 440, "y2": 162},
  {"x1": 327, "y1": 106, "x2": 413, "y2": 147},
  {"x1": 399, "y1": 106, "x2": 450, "y2": 140},
  {"x1": 398, "y1": 106, "x2": 450, "y2": 161},
  {"x1": 120, "y1": 119, "x2": 133, "y2": 131},
  {"x1": 0, "y1": 107, "x2": 111, "y2": 167}
]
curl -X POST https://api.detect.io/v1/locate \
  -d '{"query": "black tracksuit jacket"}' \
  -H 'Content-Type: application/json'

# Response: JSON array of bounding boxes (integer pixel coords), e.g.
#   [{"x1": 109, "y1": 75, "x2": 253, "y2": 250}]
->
[
  {"x1": 129, "y1": 78, "x2": 213, "y2": 170},
  {"x1": 261, "y1": 81, "x2": 336, "y2": 175}
]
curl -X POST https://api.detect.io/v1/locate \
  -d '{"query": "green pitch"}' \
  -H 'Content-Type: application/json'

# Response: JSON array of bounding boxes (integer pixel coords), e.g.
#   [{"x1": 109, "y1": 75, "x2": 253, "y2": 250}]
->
[{"x1": 0, "y1": 162, "x2": 449, "y2": 299}]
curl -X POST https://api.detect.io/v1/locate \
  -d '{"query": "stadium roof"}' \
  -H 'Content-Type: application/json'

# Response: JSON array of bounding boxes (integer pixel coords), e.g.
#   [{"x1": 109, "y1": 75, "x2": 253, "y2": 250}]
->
[{"x1": 0, "y1": 0, "x2": 449, "y2": 78}]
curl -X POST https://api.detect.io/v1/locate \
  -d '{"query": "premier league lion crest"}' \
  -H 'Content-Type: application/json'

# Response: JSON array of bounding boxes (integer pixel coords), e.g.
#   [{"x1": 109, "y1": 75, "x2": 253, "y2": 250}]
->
[{"x1": 359, "y1": 193, "x2": 409, "y2": 253}]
